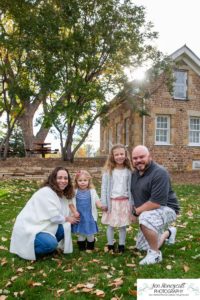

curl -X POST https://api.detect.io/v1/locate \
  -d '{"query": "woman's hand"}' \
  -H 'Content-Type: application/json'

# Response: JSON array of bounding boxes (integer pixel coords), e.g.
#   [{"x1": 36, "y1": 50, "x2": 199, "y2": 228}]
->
[
  {"x1": 73, "y1": 211, "x2": 80, "y2": 218},
  {"x1": 65, "y1": 216, "x2": 80, "y2": 224}
]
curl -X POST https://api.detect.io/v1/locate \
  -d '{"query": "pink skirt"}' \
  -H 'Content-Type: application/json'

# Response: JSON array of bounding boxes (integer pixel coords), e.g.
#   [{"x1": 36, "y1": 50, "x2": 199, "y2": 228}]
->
[{"x1": 101, "y1": 197, "x2": 132, "y2": 227}]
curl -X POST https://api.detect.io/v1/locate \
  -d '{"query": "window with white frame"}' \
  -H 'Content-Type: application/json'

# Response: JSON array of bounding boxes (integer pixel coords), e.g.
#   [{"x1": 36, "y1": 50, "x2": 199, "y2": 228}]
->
[
  {"x1": 173, "y1": 70, "x2": 187, "y2": 100},
  {"x1": 124, "y1": 117, "x2": 130, "y2": 146},
  {"x1": 189, "y1": 117, "x2": 200, "y2": 145},
  {"x1": 155, "y1": 115, "x2": 170, "y2": 145}
]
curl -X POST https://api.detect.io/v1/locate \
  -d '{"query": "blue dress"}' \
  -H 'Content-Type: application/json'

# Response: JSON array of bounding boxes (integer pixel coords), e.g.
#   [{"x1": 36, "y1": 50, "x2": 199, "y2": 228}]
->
[{"x1": 71, "y1": 189, "x2": 98, "y2": 235}]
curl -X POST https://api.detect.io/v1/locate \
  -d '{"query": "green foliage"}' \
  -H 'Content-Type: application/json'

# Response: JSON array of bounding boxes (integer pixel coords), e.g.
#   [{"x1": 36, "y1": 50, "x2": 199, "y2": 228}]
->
[
  {"x1": 0, "y1": 124, "x2": 25, "y2": 157},
  {"x1": 0, "y1": 0, "x2": 168, "y2": 160},
  {"x1": 9, "y1": 126, "x2": 26, "y2": 157},
  {"x1": 0, "y1": 180, "x2": 199, "y2": 299}
]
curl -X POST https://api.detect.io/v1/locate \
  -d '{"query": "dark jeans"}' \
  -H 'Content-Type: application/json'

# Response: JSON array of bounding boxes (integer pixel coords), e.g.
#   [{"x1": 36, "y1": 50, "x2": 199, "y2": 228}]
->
[{"x1": 34, "y1": 224, "x2": 64, "y2": 256}]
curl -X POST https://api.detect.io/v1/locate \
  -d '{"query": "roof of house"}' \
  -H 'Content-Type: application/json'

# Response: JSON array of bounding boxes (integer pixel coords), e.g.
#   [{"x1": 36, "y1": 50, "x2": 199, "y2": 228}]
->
[
  {"x1": 105, "y1": 45, "x2": 200, "y2": 113},
  {"x1": 170, "y1": 44, "x2": 200, "y2": 75}
]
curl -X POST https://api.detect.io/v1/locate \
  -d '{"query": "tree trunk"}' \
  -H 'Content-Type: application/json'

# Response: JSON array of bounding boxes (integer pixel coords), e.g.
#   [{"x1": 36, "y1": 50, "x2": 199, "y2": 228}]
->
[
  {"x1": 19, "y1": 106, "x2": 50, "y2": 155},
  {"x1": 62, "y1": 123, "x2": 75, "y2": 162}
]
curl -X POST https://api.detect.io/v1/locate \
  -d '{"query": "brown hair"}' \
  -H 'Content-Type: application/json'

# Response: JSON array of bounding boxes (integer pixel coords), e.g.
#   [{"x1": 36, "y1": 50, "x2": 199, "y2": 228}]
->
[
  {"x1": 43, "y1": 167, "x2": 74, "y2": 199},
  {"x1": 74, "y1": 169, "x2": 94, "y2": 189},
  {"x1": 103, "y1": 144, "x2": 132, "y2": 173}
]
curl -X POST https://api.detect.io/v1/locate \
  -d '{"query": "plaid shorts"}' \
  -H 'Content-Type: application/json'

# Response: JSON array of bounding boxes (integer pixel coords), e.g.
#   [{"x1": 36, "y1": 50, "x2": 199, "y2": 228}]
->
[{"x1": 135, "y1": 206, "x2": 177, "y2": 251}]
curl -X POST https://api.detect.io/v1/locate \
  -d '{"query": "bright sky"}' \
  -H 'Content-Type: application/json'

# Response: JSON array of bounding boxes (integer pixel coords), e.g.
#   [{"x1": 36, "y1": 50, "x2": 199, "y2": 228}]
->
[
  {"x1": 49, "y1": 0, "x2": 200, "y2": 151},
  {"x1": 134, "y1": 0, "x2": 200, "y2": 57}
]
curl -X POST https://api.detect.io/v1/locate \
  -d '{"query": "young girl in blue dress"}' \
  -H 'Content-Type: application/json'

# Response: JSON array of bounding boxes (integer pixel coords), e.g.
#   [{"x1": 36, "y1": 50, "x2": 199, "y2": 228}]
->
[{"x1": 72, "y1": 170, "x2": 102, "y2": 250}]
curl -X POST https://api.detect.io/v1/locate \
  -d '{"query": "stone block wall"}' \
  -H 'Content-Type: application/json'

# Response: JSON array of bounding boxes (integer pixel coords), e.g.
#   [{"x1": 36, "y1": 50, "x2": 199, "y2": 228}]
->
[{"x1": 0, "y1": 157, "x2": 200, "y2": 184}]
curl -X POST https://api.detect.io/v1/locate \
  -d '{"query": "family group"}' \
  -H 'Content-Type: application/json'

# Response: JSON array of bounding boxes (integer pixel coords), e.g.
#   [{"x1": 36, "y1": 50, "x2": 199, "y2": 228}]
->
[{"x1": 10, "y1": 144, "x2": 180, "y2": 265}]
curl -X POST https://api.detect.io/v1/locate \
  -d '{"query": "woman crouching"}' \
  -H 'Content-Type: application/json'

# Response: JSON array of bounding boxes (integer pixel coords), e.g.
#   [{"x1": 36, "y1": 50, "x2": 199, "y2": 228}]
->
[{"x1": 10, "y1": 167, "x2": 79, "y2": 260}]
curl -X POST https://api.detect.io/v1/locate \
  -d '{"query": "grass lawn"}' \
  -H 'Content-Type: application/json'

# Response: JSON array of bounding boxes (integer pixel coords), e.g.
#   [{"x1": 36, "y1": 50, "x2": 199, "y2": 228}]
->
[{"x1": 0, "y1": 179, "x2": 200, "y2": 300}]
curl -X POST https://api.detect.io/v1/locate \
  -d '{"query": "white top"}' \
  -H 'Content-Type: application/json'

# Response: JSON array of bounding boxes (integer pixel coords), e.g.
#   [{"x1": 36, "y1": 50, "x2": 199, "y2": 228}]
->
[
  {"x1": 10, "y1": 186, "x2": 73, "y2": 260},
  {"x1": 111, "y1": 168, "x2": 129, "y2": 198}
]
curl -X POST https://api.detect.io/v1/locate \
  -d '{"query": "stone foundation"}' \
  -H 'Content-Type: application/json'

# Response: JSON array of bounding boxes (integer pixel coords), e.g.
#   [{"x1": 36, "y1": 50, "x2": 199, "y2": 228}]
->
[{"x1": 0, "y1": 157, "x2": 200, "y2": 184}]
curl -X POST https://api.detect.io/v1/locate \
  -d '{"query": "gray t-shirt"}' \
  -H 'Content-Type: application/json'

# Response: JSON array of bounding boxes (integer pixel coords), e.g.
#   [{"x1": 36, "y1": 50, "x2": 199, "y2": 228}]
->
[{"x1": 131, "y1": 161, "x2": 180, "y2": 214}]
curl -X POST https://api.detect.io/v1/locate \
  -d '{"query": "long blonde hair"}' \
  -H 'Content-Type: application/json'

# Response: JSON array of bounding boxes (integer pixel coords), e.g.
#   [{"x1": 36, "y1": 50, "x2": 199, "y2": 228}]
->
[
  {"x1": 103, "y1": 144, "x2": 132, "y2": 173},
  {"x1": 74, "y1": 170, "x2": 94, "y2": 189}
]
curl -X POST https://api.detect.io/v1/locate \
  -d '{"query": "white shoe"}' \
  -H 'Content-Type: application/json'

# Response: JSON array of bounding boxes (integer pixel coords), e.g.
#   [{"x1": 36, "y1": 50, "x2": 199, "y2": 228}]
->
[
  {"x1": 139, "y1": 249, "x2": 162, "y2": 265},
  {"x1": 166, "y1": 227, "x2": 177, "y2": 245}
]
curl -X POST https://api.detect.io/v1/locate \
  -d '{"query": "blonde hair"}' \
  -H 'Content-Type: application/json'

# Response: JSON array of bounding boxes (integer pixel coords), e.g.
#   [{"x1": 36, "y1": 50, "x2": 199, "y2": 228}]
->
[
  {"x1": 103, "y1": 144, "x2": 132, "y2": 173},
  {"x1": 74, "y1": 170, "x2": 94, "y2": 189}
]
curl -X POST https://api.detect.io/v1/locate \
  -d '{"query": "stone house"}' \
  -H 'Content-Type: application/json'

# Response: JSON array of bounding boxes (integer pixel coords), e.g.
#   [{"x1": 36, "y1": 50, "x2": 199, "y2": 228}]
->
[{"x1": 100, "y1": 45, "x2": 200, "y2": 171}]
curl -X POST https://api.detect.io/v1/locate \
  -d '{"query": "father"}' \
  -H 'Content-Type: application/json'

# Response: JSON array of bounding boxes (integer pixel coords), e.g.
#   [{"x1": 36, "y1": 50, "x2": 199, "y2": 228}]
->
[{"x1": 131, "y1": 145, "x2": 180, "y2": 265}]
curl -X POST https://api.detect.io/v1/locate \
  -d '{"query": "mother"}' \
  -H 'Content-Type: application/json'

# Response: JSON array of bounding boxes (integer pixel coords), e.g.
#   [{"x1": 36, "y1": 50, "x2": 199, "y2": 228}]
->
[{"x1": 10, "y1": 167, "x2": 79, "y2": 260}]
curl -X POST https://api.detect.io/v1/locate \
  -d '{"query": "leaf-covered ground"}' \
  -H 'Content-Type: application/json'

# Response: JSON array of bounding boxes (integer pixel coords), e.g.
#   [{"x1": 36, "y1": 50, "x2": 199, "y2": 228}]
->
[{"x1": 0, "y1": 180, "x2": 200, "y2": 300}]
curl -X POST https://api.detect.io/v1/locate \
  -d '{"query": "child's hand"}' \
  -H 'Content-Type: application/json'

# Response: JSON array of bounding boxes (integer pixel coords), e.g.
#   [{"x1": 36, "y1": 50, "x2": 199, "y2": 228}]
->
[{"x1": 101, "y1": 206, "x2": 108, "y2": 212}]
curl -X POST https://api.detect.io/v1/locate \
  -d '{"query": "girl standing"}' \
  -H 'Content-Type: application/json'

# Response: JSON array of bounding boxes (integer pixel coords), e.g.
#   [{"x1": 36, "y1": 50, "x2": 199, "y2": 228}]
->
[
  {"x1": 72, "y1": 170, "x2": 102, "y2": 251},
  {"x1": 101, "y1": 144, "x2": 133, "y2": 253}
]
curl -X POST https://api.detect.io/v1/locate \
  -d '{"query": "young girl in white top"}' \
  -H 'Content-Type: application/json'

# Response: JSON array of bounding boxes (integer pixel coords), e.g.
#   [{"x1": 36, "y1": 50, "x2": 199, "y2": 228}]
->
[
  {"x1": 101, "y1": 144, "x2": 133, "y2": 253},
  {"x1": 72, "y1": 170, "x2": 102, "y2": 251}
]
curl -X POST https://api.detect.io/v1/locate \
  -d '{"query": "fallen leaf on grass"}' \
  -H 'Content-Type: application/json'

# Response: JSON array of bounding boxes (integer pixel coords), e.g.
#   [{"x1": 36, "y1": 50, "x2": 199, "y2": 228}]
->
[
  {"x1": 126, "y1": 263, "x2": 136, "y2": 267},
  {"x1": 13, "y1": 292, "x2": 25, "y2": 298},
  {"x1": 108, "y1": 278, "x2": 123, "y2": 287},
  {"x1": 82, "y1": 288, "x2": 93, "y2": 293},
  {"x1": 186, "y1": 210, "x2": 193, "y2": 217},
  {"x1": 85, "y1": 283, "x2": 95, "y2": 289},
  {"x1": 0, "y1": 246, "x2": 8, "y2": 251},
  {"x1": 93, "y1": 289, "x2": 105, "y2": 298},
  {"x1": 111, "y1": 295, "x2": 123, "y2": 300},
  {"x1": 180, "y1": 247, "x2": 186, "y2": 251},
  {"x1": 183, "y1": 265, "x2": 190, "y2": 272},
  {"x1": 5, "y1": 282, "x2": 12, "y2": 288},
  {"x1": 166, "y1": 265, "x2": 172, "y2": 270},
  {"x1": 191, "y1": 253, "x2": 200, "y2": 259},
  {"x1": 101, "y1": 266, "x2": 109, "y2": 270},
  {"x1": 11, "y1": 276, "x2": 18, "y2": 282},
  {"x1": 1, "y1": 258, "x2": 8, "y2": 266},
  {"x1": 69, "y1": 283, "x2": 105, "y2": 297},
  {"x1": 56, "y1": 289, "x2": 65, "y2": 296},
  {"x1": 129, "y1": 289, "x2": 137, "y2": 296},
  {"x1": 64, "y1": 268, "x2": 72, "y2": 273},
  {"x1": 26, "y1": 266, "x2": 35, "y2": 270},
  {"x1": 91, "y1": 259, "x2": 101, "y2": 263},
  {"x1": 76, "y1": 283, "x2": 86, "y2": 289},
  {"x1": 16, "y1": 268, "x2": 24, "y2": 273},
  {"x1": 0, "y1": 296, "x2": 8, "y2": 300},
  {"x1": 1, "y1": 237, "x2": 7, "y2": 242},
  {"x1": 27, "y1": 280, "x2": 43, "y2": 287}
]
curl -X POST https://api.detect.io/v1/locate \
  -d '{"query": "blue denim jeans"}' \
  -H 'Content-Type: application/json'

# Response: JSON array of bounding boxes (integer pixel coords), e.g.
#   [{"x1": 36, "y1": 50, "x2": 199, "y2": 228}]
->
[{"x1": 34, "y1": 224, "x2": 64, "y2": 257}]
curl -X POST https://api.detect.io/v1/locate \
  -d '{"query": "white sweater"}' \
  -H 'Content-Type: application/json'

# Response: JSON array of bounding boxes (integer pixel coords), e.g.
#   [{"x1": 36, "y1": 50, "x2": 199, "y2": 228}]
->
[{"x1": 10, "y1": 186, "x2": 73, "y2": 260}]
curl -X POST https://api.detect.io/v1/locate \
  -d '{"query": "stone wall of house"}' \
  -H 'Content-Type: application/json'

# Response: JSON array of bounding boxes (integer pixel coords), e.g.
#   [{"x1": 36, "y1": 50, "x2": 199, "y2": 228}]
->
[
  {"x1": 144, "y1": 64, "x2": 200, "y2": 171},
  {"x1": 100, "y1": 101, "x2": 143, "y2": 154},
  {"x1": 100, "y1": 62, "x2": 200, "y2": 171}
]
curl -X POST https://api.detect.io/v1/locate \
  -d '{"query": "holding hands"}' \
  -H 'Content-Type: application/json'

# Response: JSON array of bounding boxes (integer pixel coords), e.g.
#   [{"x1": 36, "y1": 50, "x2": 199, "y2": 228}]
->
[
  {"x1": 65, "y1": 215, "x2": 80, "y2": 224},
  {"x1": 101, "y1": 206, "x2": 108, "y2": 212}
]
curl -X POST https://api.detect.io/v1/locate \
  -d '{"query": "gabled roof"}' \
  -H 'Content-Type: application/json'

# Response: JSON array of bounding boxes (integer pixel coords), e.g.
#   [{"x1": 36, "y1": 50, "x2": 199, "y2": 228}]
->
[{"x1": 170, "y1": 45, "x2": 200, "y2": 76}]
